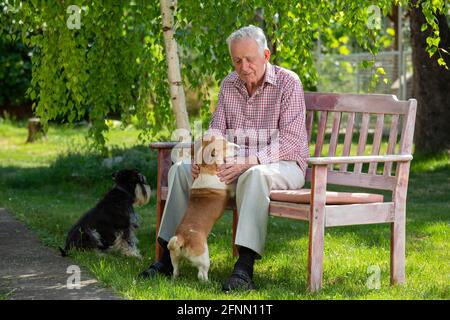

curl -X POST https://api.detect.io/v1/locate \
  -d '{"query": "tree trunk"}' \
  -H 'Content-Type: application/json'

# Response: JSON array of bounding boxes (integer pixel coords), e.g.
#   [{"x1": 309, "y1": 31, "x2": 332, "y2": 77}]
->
[
  {"x1": 26, "y1": 117, "x2": 45, "y2": 143},
  {"x1": 160, "y1": 0, "x2": 190, "y2": 131},
  {"x1": 410, "y1": 2, "x2": 450, "y2": 154}
]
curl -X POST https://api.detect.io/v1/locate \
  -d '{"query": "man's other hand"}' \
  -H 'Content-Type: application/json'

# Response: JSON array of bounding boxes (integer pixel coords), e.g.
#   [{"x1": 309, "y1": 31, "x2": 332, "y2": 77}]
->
[{"x1": 217, "y1": 156, "x2": 259, "y2": 184}]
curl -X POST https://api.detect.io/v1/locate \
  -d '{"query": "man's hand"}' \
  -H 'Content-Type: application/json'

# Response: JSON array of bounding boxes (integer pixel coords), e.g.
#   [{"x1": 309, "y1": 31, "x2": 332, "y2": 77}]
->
[
  {"x1": 217, "y1": 155, "x2": 259, "y2": 184},
  {"x1": 191, "y1": 163, "x2": 200, "y2": 180}
]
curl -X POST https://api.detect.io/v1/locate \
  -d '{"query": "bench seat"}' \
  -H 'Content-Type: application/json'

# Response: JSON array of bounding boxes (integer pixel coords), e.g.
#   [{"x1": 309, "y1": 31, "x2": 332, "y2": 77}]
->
[{"x1": 269, "y1": 189, "x2": 383, "y2": 204}]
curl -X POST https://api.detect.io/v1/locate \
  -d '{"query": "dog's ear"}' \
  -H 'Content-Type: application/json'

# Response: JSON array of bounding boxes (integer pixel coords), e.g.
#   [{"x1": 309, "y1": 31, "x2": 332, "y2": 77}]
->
[
  {"x1": 137, "y1": 173, "x2": 147, "y2": 184},
  {"x1": 112, "y1": 171, "x2": 118, "y2": 181}
]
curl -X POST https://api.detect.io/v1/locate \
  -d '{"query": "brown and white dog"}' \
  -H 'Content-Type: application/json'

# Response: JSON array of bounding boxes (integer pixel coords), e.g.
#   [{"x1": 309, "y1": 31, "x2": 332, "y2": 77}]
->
[{"x1": 168, "y1": 136, "x2": 239, "y2": 281}]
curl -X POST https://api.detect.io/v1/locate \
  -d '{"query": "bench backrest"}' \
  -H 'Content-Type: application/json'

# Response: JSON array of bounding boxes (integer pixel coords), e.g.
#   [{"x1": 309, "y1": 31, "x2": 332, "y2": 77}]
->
[
  {"x1": 304, "y1": 92, "x2": 417, "y2": 191},
  {"x1": 153, "y1": 92, "x2": 417, "y2": 193}
]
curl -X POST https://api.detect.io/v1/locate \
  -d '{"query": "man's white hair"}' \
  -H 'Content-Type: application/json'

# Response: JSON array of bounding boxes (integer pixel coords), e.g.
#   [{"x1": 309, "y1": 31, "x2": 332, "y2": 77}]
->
[{"x1": 226, "y1": 25, "x2": 268, "y2": 56}]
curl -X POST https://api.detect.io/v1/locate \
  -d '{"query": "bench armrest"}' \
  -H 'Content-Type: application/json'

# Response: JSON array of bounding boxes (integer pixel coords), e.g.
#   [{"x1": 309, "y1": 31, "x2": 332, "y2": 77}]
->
[
  {"x1": 150, "y1": 142, "x2": 178, "y2": 149},
  {"x1": 308, "y1": 154, "x2": 413, "y2": 165},
  {"x1": 150, "y1": 142, "x2": 192, "y2": 150}
]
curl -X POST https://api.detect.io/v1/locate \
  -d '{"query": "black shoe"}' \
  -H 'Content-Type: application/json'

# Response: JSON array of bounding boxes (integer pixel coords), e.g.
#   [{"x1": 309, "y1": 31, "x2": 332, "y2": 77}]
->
[
  {"x1": 222, "y1": 270, "x2": 256, "y2": 292},
  {"x1": 139, "y1": 261, "x2": 173, "y2": 278}
]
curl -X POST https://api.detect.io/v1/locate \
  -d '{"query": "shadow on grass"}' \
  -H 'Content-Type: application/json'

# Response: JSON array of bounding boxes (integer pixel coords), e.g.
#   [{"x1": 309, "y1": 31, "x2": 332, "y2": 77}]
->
[
  {"x1": 0, "y1": 144, "x2": 160, "y2": 256},
  {"x1": 1, "y1": 144, "x2": 448, "y2": 297},
  {"x1": 0, "y1": 144, "x2": 159, "y2": 191}
]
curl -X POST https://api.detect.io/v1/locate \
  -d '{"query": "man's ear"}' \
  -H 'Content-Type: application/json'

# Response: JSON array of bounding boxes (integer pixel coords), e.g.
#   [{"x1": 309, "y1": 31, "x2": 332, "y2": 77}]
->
[{"x1": 264, "y1": 48, "x2": 271, "y2": 63}]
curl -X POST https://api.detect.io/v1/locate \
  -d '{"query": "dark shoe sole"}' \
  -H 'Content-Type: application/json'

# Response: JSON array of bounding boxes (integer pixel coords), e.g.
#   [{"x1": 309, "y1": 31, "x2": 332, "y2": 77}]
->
[
  {"x1": 139, "y1": 261, "x2": 173, "y2": 279},
  {"x1": 222, "y1": 270, "x2": 256, "y2": 292}
]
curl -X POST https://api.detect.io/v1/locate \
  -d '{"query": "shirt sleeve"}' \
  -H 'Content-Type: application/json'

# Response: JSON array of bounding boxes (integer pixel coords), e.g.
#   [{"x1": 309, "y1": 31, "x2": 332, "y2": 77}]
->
[{"x1": 256, "y1": 76, "x2": 309, "y2": 169}]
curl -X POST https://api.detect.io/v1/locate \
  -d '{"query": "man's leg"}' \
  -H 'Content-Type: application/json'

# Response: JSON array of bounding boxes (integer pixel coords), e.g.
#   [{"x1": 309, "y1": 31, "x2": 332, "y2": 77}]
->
[
  {"x1": 140, "y1": 160, "x2": 192, "y2": 278},
  {"x1": 223, "y1": 161, "x2": 305, "y2": 291}
]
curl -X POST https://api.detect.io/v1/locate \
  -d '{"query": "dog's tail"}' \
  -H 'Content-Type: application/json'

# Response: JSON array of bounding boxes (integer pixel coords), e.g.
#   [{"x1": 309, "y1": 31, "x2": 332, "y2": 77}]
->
[
  {"x1": 58, "y1": 246, "x2": 68, "y2": 257},
  {"x1": 168, "y1": 236, "x2": 184, "y2": 254}
]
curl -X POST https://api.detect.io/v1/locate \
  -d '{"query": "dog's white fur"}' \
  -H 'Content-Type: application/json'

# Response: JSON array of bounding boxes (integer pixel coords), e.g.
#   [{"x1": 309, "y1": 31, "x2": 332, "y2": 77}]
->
[
  {"x1": 134, "y1": 184, "x2": 151, "y2": 206},
  {"x1": 168, "y1": 136, "x2": 239, "y2": 281},
  {"x1": 110, "y1": 231, "x2": 142, "y2": 258},
  {"x1": 170, "y1": 233, "x2": 210, "y2": 281}
]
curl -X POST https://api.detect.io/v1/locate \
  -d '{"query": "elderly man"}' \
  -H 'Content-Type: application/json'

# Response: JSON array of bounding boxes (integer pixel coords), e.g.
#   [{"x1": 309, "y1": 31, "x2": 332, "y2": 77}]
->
[{"x1": 140, "y1": 25, "x2": 309, "y2": 292}]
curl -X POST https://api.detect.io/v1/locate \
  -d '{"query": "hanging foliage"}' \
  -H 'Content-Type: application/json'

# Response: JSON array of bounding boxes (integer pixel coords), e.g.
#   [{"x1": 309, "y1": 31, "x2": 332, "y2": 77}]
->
[{"x1": 0, "y1": 0, "x2": 447, "y2": 149}]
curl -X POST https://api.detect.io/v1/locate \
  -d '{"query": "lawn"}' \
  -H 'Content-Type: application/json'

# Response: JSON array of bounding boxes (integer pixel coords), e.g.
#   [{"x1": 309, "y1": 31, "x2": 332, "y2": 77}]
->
[{"x1": 0, "y1": 120, "x2": 448, "y2": 300}]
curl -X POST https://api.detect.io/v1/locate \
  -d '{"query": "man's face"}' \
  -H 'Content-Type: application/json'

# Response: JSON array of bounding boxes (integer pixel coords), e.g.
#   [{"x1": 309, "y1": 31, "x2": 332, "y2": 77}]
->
[{"x1": 230, "y1": 38, "x2": 270, "y2": 88}]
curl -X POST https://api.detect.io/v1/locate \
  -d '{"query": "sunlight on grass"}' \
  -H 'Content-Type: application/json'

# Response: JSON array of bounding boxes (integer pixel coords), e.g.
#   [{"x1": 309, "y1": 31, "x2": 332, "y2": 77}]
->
[{"x1": 0, "y1": 121, "x2": 449, "y2": 300}]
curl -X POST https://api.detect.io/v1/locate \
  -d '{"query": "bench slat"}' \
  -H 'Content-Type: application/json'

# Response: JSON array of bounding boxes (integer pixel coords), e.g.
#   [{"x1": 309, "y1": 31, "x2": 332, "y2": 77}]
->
[
  {"x1": 305, "y1": 93, "x2": 410, "y2": 114},
  {"x1": 369, "y1": 114, "x2": 385, "y2": 174},
  {"x1": 354, "y1": 113, "x2": 370, "y2": 173},
  {"x1": 340, "y1": 112, "x2": 355, "y2": 172},
  {"x1": 270, "y1": 189, "x2": 383, "y2": 204},
  {"x1": 328, "y1": 112, "x2": 342, "y2": 170},
  {"x1": 383, "y1": 114, "x2": 399, "y2": 176},
  {"x1": 325, "y1": 202, "x2": 394, "y2": 227},
  {"x1": 306, "y1": 111, "x2": 314, "y2": 143},
  {"x1": 306, "y1": 168, "x2": 398, "y2": 190},
  {"x1": 398, "y1": 100, "x2": 417, "y2": 154},
  {"x1": 314, "y1": 111, "x2": 328, "y2": 157},
  {"x1": 269, "y1": 202, "x2": 310, "y2": 221},
  {"x1": 309, "y1": 154, "x2": 412, "y2": 165}
]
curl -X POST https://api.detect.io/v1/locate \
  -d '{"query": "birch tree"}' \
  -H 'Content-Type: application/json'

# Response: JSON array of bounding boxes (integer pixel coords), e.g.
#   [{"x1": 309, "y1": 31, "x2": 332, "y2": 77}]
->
[{"x1": 160, "y1": 0, "x2": 190, "y2": 132}]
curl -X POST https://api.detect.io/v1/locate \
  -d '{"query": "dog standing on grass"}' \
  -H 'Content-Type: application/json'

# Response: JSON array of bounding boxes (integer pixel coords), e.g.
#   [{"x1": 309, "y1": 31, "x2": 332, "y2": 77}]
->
[
  {"x1": 168, "y1": 136, "x2": 240, "y2": 281},
  {"x1": 59, "y1": 169, "x2": 151, "y2": 258}
]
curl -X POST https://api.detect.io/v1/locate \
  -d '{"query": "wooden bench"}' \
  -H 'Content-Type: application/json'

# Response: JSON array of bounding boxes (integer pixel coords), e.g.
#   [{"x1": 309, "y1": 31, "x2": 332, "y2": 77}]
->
[{"x1": 150, "y1": 92, "x2": 417, "y2": 292}]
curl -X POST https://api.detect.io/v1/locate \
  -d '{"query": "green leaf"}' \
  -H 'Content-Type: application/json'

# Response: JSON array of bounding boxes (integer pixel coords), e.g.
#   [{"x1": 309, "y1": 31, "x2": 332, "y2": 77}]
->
[
  {"x1": 428, "y1": 46, "x2": 438, "y2": 57},
  {"x1": 360, "y1": 60, "x2": 374, "y2": 69},
  {"x1": 386, "y1": 27, "x2": 395, "y2": 36},
  {"x1": 339, "y1": 46, "x2": 350, "y2": 55},
  {"x1": 376, "y1": 67, "x2": 386, "y2": 75}
]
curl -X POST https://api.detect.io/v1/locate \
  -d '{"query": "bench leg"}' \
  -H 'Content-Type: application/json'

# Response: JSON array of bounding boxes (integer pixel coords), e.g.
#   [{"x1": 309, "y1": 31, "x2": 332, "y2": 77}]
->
[
  {"x1": 390, "y1": 221, "x2": 405, "y2": 285},
  {"x1": 390, "y1": 162, "x2": 409, "y2": 285},
  {"x1": 232, "y1": 208, "x2": 239, "y2": 257},
  {"x1": 308, "y1": 165, "x2": 327, "y2": 292}
]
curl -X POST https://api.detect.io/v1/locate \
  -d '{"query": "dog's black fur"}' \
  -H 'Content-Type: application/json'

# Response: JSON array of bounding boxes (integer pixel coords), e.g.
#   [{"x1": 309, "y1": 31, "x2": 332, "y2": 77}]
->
[{"x1": 59, "y1": 169, "x2": 150, "y2": 258}]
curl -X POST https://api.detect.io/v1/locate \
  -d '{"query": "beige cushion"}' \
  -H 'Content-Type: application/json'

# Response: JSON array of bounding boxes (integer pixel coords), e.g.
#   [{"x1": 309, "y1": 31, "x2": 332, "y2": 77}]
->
[{"x1": 270, "y1": 189, "x2": 383, "y2": 205}]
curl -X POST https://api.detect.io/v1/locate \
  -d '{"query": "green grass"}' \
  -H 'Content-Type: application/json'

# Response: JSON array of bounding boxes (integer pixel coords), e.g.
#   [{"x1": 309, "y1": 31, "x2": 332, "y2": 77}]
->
[{"x1": 0, "y1": 120, "x2": 449, "y2": 300}]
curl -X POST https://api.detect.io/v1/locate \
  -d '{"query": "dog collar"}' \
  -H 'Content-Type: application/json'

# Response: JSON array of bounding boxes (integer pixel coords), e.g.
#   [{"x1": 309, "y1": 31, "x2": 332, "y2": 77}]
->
[{"x1": 115, "y1": 185, "x2": 134, "y2": 199}]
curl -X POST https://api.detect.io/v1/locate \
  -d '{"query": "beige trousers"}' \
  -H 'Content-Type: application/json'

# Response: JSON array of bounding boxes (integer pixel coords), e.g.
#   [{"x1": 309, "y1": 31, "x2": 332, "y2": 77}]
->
[{"x1": 158, "y1": 160, "x2": 305, "y2": 256}]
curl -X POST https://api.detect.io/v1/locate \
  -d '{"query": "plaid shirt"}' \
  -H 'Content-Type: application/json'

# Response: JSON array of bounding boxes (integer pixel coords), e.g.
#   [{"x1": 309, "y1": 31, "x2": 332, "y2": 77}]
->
[{"x1": 209, "y1": 63, "x2": 309, "y2": 174}]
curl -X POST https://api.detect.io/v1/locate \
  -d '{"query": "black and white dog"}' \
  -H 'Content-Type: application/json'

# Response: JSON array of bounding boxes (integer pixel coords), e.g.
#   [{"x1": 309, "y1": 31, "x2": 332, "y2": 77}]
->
[{"x1": 59, "y1": 169, "x2": 151, "y2": 258}]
